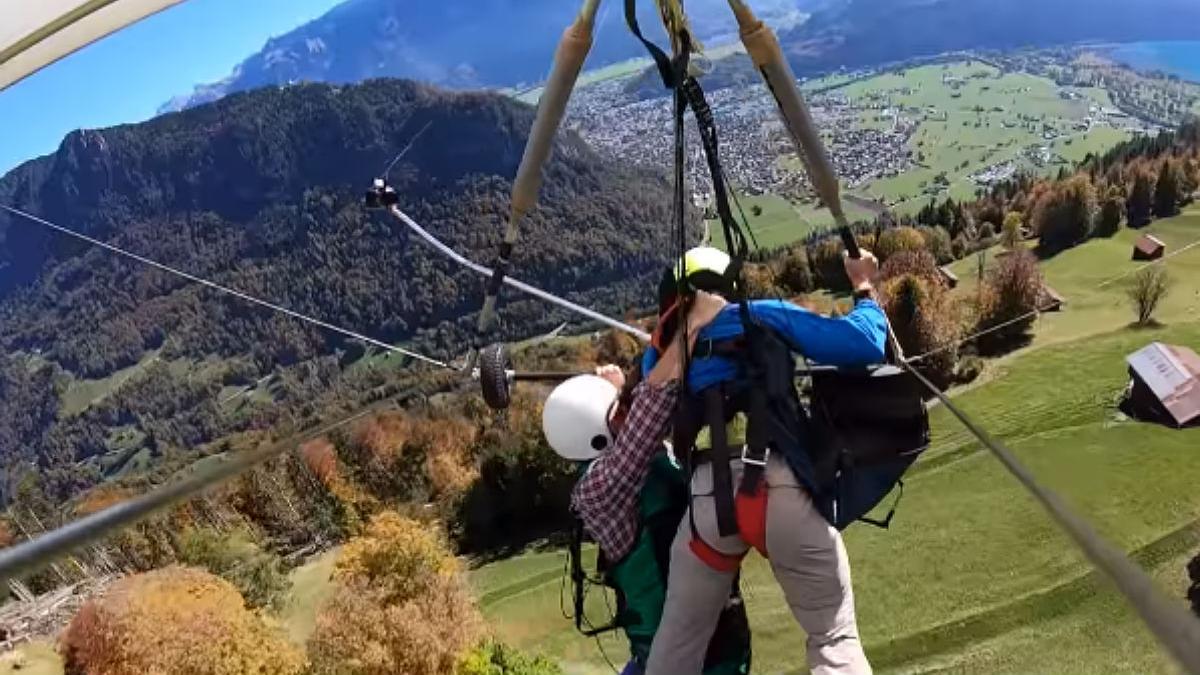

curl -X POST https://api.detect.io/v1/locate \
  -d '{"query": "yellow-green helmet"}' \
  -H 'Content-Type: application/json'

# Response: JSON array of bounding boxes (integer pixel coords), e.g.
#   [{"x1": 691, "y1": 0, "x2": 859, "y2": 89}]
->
[
  {"x1": 658, "y1": 246, "x2": 732, "y2": 315},
  {"x1": 676, "y1": 246, "x2": 732, "y2": 283}
]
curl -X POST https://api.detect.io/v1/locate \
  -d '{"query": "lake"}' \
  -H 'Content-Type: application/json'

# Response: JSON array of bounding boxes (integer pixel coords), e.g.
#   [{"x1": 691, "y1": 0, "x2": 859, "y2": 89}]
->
[{"x1": 1106, "y1": 41, "x2": 1200, "y2": 82}]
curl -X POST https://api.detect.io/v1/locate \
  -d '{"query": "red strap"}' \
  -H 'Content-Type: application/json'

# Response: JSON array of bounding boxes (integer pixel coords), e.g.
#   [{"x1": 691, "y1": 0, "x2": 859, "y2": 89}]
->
[
  {"x1": 689, "y1": 484, "x2": 770, "y2": 571},
  {"x1": 651, "y1": 302, "x2": 680, "y2": 352},
  {"x1": 688, "y1": 537, "x2": 745, "y2": 573},
  {"x1": 735, "y1": 483, "x2": 769, "y2": 559}
]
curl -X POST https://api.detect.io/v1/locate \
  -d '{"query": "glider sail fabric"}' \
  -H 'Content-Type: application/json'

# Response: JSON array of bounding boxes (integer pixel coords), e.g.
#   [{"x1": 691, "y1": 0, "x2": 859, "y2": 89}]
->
[{"x1": 0, "y1": 0, "x2": 185, "y2": 90}]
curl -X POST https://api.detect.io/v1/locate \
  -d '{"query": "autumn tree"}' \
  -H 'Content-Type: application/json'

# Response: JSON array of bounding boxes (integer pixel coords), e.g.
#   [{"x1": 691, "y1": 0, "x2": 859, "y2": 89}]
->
[
  {"x1": 1154, "y1": 159, "x2": 1181, "y2": 218},
  {"x1": 880, "y1": 251, "x2": 960, "y2": 388},
  {"x1": 975, "y1": 248, "x2": 1043, "y2": 354},
  {"x1": 742, "y1": 262, "x2": 782, "y2": 299},
  {"x1": 882, "y1": 275, "x2": 960, "y2": 388},
  {"x1": 60, "y1": 567, "x2": 304, "y2": 675},
  {"x1": 1001, "y1": 211, "x2": 1023, "y2": 249},
  {"x1": 918, "y1": 226, "x2": 954, "y2": 264},
  {"x1": 459, "y1": 641, "x2": 563, "y2": 675},
  {"x1": 875, "y1": 226, "x2": 927, "y2": 262},
  {"x1": 880, "y1": 249, "x2": 940, "y2": 282},
  {"x1": 307, "y1": 512, "x2": 482, "y2": 675},
  {"x1": 1095, "y1": 185, "x2": 1126, "y2": 237},
  {"x1": 177, "y1": 526, "x2": 290, "y2": 611},
  {"x1": 1128, "y1": 171, "x2": 1154, "y2": 228},
  {"x1": 807, "y1": 238, "x2": 852, "y2": 291},
  {"x1": 777, "y1": 248, "x2": 815, "y2": 294},
  {"x1": 1032, "y1": 175, "x2": 1097, "y2": 254},
  {"x1": 595, "y1": 329, "x2": 642, "y2": 370},
  {"x1": 1127, "y1": 266, "x2": 1171, "y2": 326}
]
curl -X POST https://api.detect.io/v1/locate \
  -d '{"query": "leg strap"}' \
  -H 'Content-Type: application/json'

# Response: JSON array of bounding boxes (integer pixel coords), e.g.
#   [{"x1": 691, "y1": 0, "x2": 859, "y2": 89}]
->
[
  {"x1": 735, "y1": 483, "x2": 769, "y2": 559},
  {"x1": 689, "y1": 537, "x2": 746, "y2": 574}
]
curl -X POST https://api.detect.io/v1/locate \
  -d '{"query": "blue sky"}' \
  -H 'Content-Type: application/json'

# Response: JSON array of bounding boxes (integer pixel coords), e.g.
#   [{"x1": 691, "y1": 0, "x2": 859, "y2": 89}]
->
[{"x1": 0, "y1": 0, "x2": 345, "y2": 176}]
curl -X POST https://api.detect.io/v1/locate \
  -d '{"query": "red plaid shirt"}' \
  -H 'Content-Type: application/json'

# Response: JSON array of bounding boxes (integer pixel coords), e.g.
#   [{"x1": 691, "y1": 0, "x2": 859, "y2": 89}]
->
[{"x1": 572, "y1": 380, "x2": 679, "y2": 561}]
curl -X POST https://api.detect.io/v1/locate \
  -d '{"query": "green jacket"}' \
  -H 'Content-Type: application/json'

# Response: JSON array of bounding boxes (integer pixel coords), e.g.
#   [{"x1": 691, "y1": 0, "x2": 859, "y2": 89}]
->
[{"x1": 600, "y1": 452, "x2": 752, "y2": 674}]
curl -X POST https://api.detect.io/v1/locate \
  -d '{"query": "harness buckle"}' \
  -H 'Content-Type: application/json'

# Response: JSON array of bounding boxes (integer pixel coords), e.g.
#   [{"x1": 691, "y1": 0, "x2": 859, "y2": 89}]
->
[{"x1": 740, "y1": 445, "x2": 769, "y2": 467}]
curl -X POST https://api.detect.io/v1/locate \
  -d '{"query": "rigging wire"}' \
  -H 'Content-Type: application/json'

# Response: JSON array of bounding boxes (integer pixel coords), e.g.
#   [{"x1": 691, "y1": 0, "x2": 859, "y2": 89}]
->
[
  {"x1": 904, "y1": 232, "x2": 1200, "y2": 364},
  {"x1": 383, "y1": 120, "x2": 435, "y2": 178},
  {"x1": 0, "y1": 204, "x2": 452, "y2": 370},
  {"x1": 1096, "y1": 236, "x2": 1200, "y2": 288}
]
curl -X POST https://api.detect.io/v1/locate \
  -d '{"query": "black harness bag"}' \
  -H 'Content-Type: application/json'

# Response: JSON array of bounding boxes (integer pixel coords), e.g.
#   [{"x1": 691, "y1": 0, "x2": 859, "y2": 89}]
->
[{"x1": 808, "y1": 364, "x2": 931, "y2": 530}]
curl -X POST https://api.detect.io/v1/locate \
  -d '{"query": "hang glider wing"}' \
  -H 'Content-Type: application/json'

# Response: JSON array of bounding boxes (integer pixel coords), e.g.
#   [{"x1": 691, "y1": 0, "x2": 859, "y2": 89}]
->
[{"x1": 0, "y1": 0, "x2": 186, "y2": 91}]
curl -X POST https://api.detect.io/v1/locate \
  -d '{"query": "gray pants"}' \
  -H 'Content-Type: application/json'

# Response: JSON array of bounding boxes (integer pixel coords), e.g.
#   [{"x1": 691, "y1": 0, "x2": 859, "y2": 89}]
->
[{"x1": 646, "y1": 455, "x2": 871, "y2": 675}]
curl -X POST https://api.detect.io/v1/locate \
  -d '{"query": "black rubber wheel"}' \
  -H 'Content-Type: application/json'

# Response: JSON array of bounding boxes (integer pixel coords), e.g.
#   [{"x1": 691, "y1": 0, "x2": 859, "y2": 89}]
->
[{"x1": 479, "y1": 343, "x2": 513, "y2": 410}]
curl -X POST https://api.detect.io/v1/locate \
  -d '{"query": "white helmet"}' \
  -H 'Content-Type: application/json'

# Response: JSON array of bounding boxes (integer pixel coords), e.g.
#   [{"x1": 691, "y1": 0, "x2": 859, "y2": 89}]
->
[{"x1": 542, "y1": 375, "x2": 619, "y2": 462}]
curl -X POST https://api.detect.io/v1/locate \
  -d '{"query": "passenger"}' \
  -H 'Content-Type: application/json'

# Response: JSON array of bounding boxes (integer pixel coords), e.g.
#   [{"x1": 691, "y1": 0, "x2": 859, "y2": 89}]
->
[{"x1": 543, "y1": 306, "x2": 752, "y2": 675}]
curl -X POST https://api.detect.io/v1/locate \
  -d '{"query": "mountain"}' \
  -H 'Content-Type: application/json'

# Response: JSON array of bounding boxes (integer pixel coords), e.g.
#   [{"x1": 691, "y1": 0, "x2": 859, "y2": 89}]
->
[
  {"x1": 160, "y1": 0, "x2": 820, "y2": 113},
  {"x1": 0, "y1": 77, "x2": 682, "y2": 500},
  {"x1": 779, "y1": 0, "x2": 1200, "y2": 74},
  {"x1": 0, "y1": 79, "x2": 679, "y2": 371}
]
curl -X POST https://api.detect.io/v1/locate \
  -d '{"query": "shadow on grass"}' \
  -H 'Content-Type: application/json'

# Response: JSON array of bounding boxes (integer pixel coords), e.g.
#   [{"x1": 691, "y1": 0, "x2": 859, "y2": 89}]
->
[
  {"x1": 464, "y1": 533, "x2": 572, "y2": 570},
  {"x1": 1127, "y1": 319, "x2": 1167, "y2": 330}
]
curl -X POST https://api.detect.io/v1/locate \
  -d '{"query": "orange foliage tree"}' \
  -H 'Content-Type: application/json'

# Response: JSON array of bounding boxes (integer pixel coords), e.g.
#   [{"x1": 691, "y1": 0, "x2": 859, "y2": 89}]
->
[
  {"x1": 975, "y1": 248, "x2": 1044, "y2": 354},
  {"x1": 60, "y1": 566, "x2": 304, "y2": 675},
  {"x1": 881, "y1": 260, "x2": 962, "y2": 389},
  {"x1": 307, "y1": 512, "x2": 481, "y2": 675},
  {"x1": 875, "y1": 226, "x2": 928, "y2": 262}
]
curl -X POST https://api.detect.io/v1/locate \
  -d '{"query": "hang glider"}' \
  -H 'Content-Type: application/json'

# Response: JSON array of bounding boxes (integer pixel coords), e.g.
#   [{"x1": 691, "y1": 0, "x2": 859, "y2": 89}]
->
[{"x1": 0, "y1": 0, "x2": 186, "y2": 90}]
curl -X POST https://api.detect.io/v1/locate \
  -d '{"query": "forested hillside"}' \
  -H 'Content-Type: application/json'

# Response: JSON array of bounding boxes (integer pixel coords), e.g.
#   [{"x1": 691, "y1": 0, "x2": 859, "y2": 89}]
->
[{"x1": 0, "y1": 78, "x2": 678, "y2": 503}]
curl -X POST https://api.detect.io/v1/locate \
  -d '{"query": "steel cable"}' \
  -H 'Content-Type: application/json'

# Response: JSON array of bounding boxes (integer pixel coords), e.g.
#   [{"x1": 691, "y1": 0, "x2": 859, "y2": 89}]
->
[{"x1": 901, "y1": 361, "x2": 1200, "y2": 672}]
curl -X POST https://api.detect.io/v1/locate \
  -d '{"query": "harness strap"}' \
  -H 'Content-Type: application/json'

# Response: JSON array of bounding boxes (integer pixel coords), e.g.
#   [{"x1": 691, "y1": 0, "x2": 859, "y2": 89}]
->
[
  {"x1": 570, "y1": 516, "x2": 623, "y2": 637},
  {"x1": 735, "y1": 485, "x2": 769, "y2": 558},
  {"x1": 704, "y1": 387, "x2": 739, "y2": 537},
  {"x1": 858, "y1": 480, "x2": 905, "y2": 530},
  {"x1": 624, "y1": 0, "x2": 676, "y2": 90},
  {"x1": 569, "y1": 517, "x2": 588, "y2": 633},
  {"x1": 689, "y1": 537, "x2": 745, "y2": 573}
]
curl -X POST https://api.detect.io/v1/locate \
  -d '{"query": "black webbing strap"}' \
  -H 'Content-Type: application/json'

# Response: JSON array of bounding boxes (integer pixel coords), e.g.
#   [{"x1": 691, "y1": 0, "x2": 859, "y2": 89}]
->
[
  {"x1": 624, "y1": 0, "x2": 749, "y2": 265},
  {"x1": 625, "y1": 0, "x2": 759, "y2": 540},
  {"x1": 739, "y1": 326, "x2": 770, "y2": 496},
  {"x1": 624, "y1": 0, "x2": 676, "y2": 90},
  {"x1": 570, "y1": 517, "x2": 622, "y2": 637},
  {"x1": 680, "y1": 77, "x2": 749, "y2": 263},
  {"x1": 858, "y1": 481, "x2": 904, "y2": 530},
  {"x1": 569, "y1": 517, "x2": 589, "y2": 633},
  {"x1": 704, "y1": 387, "x2": 739, "y2": 537}
]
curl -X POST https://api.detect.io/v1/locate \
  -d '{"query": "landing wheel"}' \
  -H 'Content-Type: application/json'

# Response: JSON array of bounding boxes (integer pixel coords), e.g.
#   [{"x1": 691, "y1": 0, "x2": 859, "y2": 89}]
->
[{"x1": 479, "y1": 343, "x2": 513, "y2": 410}]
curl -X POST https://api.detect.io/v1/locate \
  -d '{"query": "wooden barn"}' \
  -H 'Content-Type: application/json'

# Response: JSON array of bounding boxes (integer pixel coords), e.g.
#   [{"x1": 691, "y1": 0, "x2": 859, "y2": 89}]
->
[
  {"x1": 1124, "y1": 342, "x2": 1200, "y2": 428},
  {"x1": 938, "y1": 266, "x2": 959, "y2": 289},
  {"x1": 1038, "y1": 285, "x2": 1065, "y2": 312},
  {"x1": 1132, "y1": 234, "x2": 1166, "y2": 261}
]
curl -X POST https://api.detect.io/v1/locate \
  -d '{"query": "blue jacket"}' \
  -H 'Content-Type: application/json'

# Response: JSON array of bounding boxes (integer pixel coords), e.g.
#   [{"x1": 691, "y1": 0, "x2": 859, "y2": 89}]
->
[{"x1": 642, "y1": 299, "x2": 888, "y2": 391}]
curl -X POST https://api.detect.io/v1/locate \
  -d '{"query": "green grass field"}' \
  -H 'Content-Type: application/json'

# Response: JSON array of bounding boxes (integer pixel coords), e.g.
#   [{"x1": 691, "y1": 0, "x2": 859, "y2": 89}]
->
[
  {"x1": 59, "y1": 350, "x2": 162, "y2": 417},
  {"x1": 708, "y1": 193, "x2": 821, "y2": 251},
  {"x1": 717, "y1": 60, "x2": 1133, "y2": 239},
  {"x1": 471, "y1": 207, "x2": 1200, "y2": 673},
  {"x1": 281, "y1": 547, "x2": 341, "y2": 645},
  {"x1": 0, "y1": 642, "x2": 61, "y2": 675},
  {"x1": 841, "y1": 62, "x2": 1131, "y2": 213},
  {"x1": 946, "y1": 207, "x2": 1200, "y2": 351}
]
